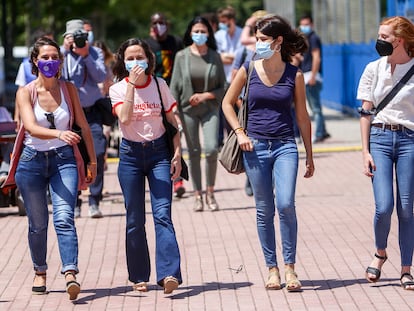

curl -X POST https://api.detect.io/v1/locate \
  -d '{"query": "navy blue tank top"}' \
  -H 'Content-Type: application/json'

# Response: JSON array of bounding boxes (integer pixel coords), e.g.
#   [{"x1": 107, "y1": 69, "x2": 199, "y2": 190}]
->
[{"x1": 243, "y1": 61, "x2": 297, "y2": 139}]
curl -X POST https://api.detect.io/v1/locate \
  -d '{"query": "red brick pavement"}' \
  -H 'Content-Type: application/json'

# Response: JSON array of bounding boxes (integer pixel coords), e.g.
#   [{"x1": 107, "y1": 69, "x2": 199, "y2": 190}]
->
[{"x1": 1, "y1": 112, "x2": 414, "y2": 310}]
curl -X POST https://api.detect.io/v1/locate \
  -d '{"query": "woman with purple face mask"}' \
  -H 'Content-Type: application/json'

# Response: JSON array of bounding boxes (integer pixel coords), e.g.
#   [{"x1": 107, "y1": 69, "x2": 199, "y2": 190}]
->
[
  {"x1": 109, "y1": 38, "x2": 183, "y2": 294},
  {"x1": 13, "y1": 37, "x2": 97, "y2": 300},
  {"x1": 357, "y1": 16, "x2": 414, "y2": 291}
]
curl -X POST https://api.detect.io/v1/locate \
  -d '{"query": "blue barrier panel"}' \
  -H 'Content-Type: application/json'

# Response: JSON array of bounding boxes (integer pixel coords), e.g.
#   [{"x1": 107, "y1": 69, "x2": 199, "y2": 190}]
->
[{"x1": 321, "y1": 42, "x2": 377, "y2": 115}]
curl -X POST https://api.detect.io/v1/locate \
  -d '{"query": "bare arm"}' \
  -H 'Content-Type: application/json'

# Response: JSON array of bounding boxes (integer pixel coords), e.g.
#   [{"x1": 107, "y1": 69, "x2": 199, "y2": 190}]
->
[
  {"x1": 293, "y1": 70, "x2": 314, "y2": 178},
  {"x1": 360, "y1": 100, "x2": 375, "y2": 177}
]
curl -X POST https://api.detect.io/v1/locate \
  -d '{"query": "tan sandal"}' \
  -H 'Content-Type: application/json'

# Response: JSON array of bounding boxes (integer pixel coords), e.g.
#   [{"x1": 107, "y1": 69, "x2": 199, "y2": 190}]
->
[
  {"x1": 65, "y1": 271, "x2": 80, "y2": 300},
  {"x1": 163, "y1": 276, "x2": 179, "y2": 294},
  {"x1": 265, "y1": 267, "x2": 281, "y2": 290},
  {"x1": 285, "y1": 268, "x2": 302, "y2": 292},
  {"x1": 132, "y1": 282, "x2": 148, "y2": 292},
  {"x1": 32, "y1": 272, "x2": 47, "y2": 295}
]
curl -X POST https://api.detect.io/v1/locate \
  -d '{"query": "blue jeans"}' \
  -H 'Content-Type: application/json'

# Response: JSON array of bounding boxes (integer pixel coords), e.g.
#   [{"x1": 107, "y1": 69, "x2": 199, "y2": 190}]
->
[
  {"x1": 85, "y1": 111, "x2": 107, "y2": 206},
  {"x1": 370, "y1": 126, "x2": 414, "y2": 266},
  {"x1": 118, "y1": 136, "x2": 182, "y2": 285},
  {"x1": 306, "y1": 82, "x2": 327, "y2": 139},
  {"x1": 15, "y1": 145, "x2": 79, "y2": 274},
  {"x1": 243, "y1": 137, "x2": 299, "y2": 267}
]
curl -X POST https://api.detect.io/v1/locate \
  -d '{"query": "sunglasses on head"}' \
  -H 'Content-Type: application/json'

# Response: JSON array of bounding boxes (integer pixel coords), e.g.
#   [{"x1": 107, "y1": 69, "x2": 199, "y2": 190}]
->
[{"x1": 45, "y1": 112, "x2": 56, "y2": 129}]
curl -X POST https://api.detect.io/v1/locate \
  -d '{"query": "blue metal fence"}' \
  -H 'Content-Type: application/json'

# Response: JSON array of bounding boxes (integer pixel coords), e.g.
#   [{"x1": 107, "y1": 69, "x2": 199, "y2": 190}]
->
[{"x1": 321, "y1": 41, "x2": 378, "y2": 115}]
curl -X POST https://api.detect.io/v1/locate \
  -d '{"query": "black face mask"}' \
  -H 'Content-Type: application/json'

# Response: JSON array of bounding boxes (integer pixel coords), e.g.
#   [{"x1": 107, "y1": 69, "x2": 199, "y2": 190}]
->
[{"x1": 375, "y1": 39, "x2": 394, "y2": 56}]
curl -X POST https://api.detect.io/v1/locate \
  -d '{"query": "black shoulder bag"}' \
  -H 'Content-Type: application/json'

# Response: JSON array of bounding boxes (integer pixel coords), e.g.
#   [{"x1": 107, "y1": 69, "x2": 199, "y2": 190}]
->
[{"x1": 153, "y1": 76, "x2": 189, "y2": 180}]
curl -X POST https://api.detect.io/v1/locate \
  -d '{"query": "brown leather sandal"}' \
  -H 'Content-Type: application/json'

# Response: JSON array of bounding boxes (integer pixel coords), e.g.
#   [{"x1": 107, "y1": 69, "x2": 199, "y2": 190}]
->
[
  {"x1": 163, "y1": 276, "x2": 179, "y2": 294},
  {"x1": 65, "y1": 271, "x2": 80, "y2": 300}
]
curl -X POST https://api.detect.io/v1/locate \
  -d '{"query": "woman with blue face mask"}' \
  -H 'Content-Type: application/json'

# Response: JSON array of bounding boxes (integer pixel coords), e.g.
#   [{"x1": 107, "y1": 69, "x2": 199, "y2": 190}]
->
[
  {"x1": 12, "y1": 37, "x2": 97, "y2": 300},
  {"x1": 170, "y1": 16, "x2": 226, "y2": 212},
  {"x1": 222, "y1": 14, "x2": 314, "y2": 291},
  {"x1": 109, "y1": 38, "x2": 183, "y2": 294}
]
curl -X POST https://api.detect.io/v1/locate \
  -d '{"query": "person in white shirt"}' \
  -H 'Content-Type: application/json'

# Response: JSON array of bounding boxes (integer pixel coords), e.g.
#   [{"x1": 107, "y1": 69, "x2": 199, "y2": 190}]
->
[{"x1": 357, "y1": 15, "x2": 414, "y2": 291}]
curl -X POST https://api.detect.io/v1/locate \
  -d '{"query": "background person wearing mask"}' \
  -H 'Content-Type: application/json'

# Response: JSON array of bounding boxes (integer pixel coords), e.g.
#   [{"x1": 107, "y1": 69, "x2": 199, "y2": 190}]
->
[
  {"x1": 298, "y1": 14, "x2": 330, "y2": 143},
  {"x1": 61, "y1": 19, "x2": 107, "y2": 219},
  {"x1": 170, "y1": 16, "x2": 226, "y2": 212},
  {"x1": 145, "y1": 12, "x2": 186, "y2": 198}
]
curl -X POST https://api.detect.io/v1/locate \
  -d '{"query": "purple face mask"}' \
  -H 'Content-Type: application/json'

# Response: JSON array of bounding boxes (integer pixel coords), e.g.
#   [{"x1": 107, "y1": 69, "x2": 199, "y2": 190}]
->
[{"x1": 37, "y1": 59, "x2": 61, "y2": 78}]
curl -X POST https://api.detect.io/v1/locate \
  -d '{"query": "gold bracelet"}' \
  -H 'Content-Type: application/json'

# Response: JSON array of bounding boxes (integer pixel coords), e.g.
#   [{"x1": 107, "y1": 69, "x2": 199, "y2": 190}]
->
[
  {"x1": 128, "y1": 81, "x2": 136, "y2": 87},
  {"x1": 234, "y1": 127, "x2": 244, "y2": 133},
  {"x1": 89, "y1": 162, "x2": 97, "y2": 165}
]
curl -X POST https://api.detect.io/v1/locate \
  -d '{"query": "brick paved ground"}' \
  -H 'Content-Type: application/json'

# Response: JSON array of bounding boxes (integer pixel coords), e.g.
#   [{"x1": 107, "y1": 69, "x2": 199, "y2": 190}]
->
[{"x1": 1, "y1": 110, "x2": 414, "y2": 310}]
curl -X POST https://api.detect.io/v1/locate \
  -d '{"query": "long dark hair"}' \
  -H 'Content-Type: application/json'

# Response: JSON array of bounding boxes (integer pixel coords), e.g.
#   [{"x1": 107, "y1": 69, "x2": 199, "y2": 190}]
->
[
  {"x1": 30, "y1": 37, "x2": 63, "y2": 77},
  {"x1": 112, "y1": 38, "x2": 155, "y2": 81},
  {"x1": 183, "y1": 16, "x2": 217, "y2": 50},
  {"x1": 256, "y1": 14, "x2": 308, "y2": 63}
]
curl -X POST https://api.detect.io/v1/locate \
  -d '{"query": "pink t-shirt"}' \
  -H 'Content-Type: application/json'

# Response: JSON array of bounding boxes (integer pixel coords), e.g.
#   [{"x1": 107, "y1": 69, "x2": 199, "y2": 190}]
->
[{"x1": 109, "y1": 76, "x2": 177, "y2": 142}]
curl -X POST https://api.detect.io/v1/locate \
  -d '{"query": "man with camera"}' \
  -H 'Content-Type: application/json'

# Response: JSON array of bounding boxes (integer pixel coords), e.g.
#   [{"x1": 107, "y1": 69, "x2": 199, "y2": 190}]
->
[{"x1": 61, "y1": 19, "x2": 107, "y2": 218}]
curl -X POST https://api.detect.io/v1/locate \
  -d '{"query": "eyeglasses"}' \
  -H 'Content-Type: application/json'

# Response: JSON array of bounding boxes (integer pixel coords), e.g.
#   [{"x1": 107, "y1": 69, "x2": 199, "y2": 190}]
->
[{"x1": 45, "y1": 112, "x2": 56, "y2": 129}]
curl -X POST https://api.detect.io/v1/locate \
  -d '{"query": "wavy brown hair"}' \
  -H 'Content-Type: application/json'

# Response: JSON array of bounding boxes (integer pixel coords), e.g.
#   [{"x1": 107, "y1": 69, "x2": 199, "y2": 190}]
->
[{"x1": 255, "y1": 14, "x2": 308, "y2": 63}]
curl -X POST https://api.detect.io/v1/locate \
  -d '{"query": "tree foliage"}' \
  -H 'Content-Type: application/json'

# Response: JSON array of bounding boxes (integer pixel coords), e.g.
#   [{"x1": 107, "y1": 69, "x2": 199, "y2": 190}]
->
[{"x1": 1, "y1": 0, "x2": 264, "y2": 53}]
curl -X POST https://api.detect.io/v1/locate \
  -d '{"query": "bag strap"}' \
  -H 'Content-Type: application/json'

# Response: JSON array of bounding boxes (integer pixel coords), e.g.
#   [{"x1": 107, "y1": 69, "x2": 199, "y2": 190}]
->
[
  {"x1": 153, "y1": 76, "x2": 170, "y2": 127},
  {"x1": 238, "y1": 61, "x2": 255, "y2": 127},
  {"x1": 375, "y1": 63, "x2": 414, "y2": 115}
]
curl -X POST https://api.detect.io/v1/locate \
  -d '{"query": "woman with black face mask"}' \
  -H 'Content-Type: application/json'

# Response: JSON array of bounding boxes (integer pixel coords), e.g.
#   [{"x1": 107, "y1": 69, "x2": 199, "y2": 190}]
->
[{"x1": 357, "y1": 16, "x2": 414, "y2": 291}]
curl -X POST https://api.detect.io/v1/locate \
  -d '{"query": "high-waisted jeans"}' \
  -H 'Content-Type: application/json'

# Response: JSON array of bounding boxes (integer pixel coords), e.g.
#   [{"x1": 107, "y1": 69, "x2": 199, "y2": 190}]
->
[
  {"x1": 15, "y1": 145, "x2": 79, "y2": 274},
  {"x1": 118, "y1": 136, "x2": 182, "y2": 285},
  {"x1": 243, "y1": 137, "x2": 299, "y2": 267},
  {"x1": 369, "y1": 126, "x2": 414, "y2": 266}
]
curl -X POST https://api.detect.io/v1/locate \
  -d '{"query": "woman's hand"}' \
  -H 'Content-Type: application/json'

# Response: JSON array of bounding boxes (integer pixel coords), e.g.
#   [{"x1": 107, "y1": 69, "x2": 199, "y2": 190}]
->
[
  {"x1": 58, "y1": 130, "x2": 81, "y2": 145},
  {"x1": 363, "y1": 152, "x2": 375, "y2": 177},
  {"x1": 170, "y1": 155, "x2": 182, "y2": 180},
  {"x1": 304, "y1": 157, "x2": 315, "y2": 178},
  {"x1": 189, "y1": 93, "x2": 206, "y2": 106},
  {"x1": 236, "y1": 132, "x2": 253, "y2": 151},
  {"x1": 86, "y1": 162, "x2": 97, "y2": 184},
  {"x1": 128, "y1": 65, "x2": 146, "y2": 85}
]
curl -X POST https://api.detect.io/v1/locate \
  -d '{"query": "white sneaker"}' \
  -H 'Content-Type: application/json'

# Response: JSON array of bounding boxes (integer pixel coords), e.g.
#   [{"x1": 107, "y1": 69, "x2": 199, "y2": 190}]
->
[{"x1": 89, "y1": 205, "x2": 103, "y2": 218}]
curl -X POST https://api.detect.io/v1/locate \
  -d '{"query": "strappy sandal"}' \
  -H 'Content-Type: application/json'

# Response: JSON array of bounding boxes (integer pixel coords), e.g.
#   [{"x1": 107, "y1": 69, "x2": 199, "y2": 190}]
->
[
  {"x1": 365, "y1": 253, "x2": 387, "y2": 283},
  {"x1": 285, "y1": 268, "x2": 302, "y2": 292},
  {"x1": 65, "y1": 271, "x2": 80, "y2": 300},
  {"x1": 163, "y1": 276, "x2": 179, "y2": 294},
  {"x1": 400, "y1": 273, "x2": 414, "y2": 290},
  {"x1": 132, "y1": 282, "x2": 148, "y2": 292},
  {"x1": 32, "y1": 272, "x2": 47, "y2": 295},
  {"x1": 265, "y1": 267, "x2": 281, "y2": 290}
]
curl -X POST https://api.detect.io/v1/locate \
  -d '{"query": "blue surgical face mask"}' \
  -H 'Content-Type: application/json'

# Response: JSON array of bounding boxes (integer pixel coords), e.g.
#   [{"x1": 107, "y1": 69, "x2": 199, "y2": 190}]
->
[
  {"x1": 125, "y1": 59, "x2": 148, "y2": 72},
  {"x1": 191, "y1": 33, "x2": 208, "y2": 46},
  {"x1": 218, "y1": 22, "x2": 229, "y2": 32},
  {"x1": 87, "y1": 31, "x2": 94, "y2": 44},
  {"x1": 299, "y1": 25, "x2": 312, "y2": 35},
  {"x1": 255, "y1": 41, "x2": 275, "y2": 59}
]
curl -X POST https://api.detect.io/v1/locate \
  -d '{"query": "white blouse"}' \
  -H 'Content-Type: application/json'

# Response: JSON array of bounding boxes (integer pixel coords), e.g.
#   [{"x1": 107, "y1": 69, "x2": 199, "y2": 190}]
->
[{"x1": 357, "y1": 56, "x2": 414, "y2": 131}]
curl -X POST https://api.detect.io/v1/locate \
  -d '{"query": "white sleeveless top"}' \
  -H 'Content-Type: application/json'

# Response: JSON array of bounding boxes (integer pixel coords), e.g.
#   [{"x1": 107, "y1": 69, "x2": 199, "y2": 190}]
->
[{"x1": 24, "y1": 87, "x2": 70, "y2": 151}]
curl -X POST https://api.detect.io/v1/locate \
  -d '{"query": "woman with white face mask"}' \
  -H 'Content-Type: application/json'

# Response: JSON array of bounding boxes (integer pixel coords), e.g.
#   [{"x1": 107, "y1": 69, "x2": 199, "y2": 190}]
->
[
  {"x1": 170, "y1": 16, "x2": 226, "y2": 212},
  {"x1": 357, "y1": 16, "x2": 414, "y2": 291},
  {"x1": 109, "y1": 38, "x2": 183, "y2": 294},
  {"x1": 222, "y1": 14, "x2": 314, "y2": 291}
]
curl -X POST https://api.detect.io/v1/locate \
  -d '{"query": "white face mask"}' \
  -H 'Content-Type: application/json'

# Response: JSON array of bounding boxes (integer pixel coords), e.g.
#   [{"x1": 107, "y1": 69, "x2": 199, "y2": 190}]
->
[{"x1": 155, "y1": 24, "x2": 167, "y2": 37}]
